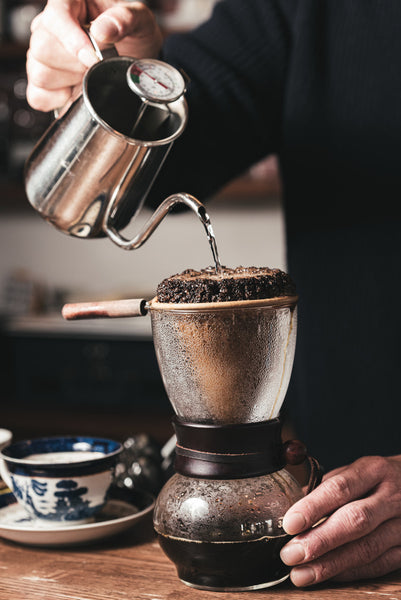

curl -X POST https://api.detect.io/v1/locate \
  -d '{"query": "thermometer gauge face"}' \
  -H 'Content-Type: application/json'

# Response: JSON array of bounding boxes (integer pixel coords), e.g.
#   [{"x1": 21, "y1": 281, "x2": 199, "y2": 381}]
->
[{"x1": 127, "y1": 58, "x2": 186, "y2": 103}]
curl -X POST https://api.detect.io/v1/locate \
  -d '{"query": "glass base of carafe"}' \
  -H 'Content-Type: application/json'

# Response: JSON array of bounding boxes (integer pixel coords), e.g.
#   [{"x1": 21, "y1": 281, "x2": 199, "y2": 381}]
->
[
  {"x1": 180, "y1": 574, "x2": 289, "y2": 592},
  {"x1": 158, "y1": 533, "x2": 291, "y2": 592}
]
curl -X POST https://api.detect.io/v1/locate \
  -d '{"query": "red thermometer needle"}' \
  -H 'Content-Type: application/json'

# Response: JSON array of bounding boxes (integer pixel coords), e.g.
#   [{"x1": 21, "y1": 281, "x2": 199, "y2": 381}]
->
[{"x1": 131, "y1": 65, "x2": 169, "y2": 90}]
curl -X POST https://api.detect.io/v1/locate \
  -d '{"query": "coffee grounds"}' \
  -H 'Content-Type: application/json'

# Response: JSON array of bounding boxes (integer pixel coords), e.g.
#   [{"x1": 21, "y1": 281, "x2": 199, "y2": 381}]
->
[{"x1": 156, "y1": 266, "x2": 296, "y2": 303}]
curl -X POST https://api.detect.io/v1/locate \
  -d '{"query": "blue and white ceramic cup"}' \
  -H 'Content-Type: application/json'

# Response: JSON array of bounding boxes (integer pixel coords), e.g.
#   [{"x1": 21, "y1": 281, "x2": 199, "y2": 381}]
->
[{"x1": 0, "y1": 436, "x2": 122, "y2": 525}]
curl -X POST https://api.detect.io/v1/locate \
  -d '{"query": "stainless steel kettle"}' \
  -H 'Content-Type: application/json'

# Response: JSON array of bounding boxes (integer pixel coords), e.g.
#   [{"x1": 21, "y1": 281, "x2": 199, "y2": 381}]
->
[{"x1": 24, "y1": 32, "x2": 188, "y2": 249}]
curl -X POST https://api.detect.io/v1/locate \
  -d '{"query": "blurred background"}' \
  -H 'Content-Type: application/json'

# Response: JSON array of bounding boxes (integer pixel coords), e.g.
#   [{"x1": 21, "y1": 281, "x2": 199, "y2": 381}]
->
[{"x1": 0, "y1": 0, "x2": 286, "y2": 448}]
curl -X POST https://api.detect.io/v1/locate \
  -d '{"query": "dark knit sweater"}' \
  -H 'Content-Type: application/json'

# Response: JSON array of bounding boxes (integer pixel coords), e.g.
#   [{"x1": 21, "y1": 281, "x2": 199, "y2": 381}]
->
[
  {"x1": 148, "y1": 0, "x2": 401, "y2": 469},
  {"x1": 153, "y1": 0, "x2": 401, "y2": 232}
]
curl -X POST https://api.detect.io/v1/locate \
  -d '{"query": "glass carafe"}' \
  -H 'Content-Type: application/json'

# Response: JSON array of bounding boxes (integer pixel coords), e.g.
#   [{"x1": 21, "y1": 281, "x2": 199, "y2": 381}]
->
[{"x1": 150, "y1": 297, "x2": 321, "y2": 591}]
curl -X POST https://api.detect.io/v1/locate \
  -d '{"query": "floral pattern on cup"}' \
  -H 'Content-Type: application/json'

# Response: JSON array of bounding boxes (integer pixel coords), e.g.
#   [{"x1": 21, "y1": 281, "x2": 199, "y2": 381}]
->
[
  {"x1": 10, "y1": 472, "x2": 111, "y2": 522},
  {"x1": 0, "y1": 436, "x2": 122, "y2": 525}
]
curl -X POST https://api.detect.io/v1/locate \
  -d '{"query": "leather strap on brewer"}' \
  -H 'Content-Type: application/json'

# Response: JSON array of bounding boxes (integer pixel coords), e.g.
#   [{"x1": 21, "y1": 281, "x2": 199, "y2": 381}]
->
[{"x1": 173, "y1": 417, "x2": 286, "y2": 479}]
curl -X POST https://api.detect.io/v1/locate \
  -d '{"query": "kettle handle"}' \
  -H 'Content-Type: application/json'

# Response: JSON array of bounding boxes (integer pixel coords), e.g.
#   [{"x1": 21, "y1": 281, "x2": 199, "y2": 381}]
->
[{"x1": 84, "y1": 24, "x2": 118, "y2": 61}]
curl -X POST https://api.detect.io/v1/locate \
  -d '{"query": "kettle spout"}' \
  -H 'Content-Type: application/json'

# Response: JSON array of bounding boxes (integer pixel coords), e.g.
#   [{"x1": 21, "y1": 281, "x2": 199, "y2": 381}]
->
[{"x1": 105, "y1": 192, "x2": 213, "y2": 251}]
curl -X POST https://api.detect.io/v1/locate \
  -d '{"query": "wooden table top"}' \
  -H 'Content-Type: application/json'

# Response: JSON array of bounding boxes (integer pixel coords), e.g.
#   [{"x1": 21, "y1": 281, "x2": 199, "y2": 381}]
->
[{"x1": 1, "y1": 513, "x2": 401, "y2": 600}]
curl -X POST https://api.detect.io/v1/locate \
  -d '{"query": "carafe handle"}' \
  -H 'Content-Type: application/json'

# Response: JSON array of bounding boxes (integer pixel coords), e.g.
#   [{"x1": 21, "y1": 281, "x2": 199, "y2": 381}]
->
[
  {"x1": 283, "y1": 440, "x2": 324, "y2": 494},
  {"x1": 304, "y1": 455, "x2": 324, "y2": 494}
]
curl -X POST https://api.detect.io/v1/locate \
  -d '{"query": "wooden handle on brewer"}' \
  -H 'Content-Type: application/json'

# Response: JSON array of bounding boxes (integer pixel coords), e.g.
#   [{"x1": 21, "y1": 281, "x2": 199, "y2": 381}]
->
[{"x1": 62, "y1": 299, "x2": 148, "y2": 320}]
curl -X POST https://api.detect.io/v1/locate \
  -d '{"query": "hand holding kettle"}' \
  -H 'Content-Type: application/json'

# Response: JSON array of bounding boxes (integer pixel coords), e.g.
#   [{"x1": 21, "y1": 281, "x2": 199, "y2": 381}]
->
[
  {"x1": 25, "y1": 1, "x2": 189, "y2": 249},
  {"x1": 27, "y1": 0, "x2": 163, "y2": 112}
]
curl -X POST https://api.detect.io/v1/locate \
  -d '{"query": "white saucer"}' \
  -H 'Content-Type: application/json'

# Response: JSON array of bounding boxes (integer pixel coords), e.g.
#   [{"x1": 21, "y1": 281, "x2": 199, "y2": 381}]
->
[{"x1": 0, "y1": 486, "x2": 154, "y2": 547}]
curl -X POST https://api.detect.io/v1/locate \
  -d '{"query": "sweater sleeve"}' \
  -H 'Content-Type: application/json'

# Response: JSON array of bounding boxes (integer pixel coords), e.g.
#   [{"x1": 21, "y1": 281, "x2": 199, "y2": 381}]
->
[{"x1": 147, "y1": 0, "x2": 293, "y2": 205}]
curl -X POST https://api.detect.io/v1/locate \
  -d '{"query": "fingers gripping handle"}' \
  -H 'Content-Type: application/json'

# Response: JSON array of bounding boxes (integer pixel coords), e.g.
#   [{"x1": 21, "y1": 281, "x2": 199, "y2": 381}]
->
[{"x1": 53, "y1": 25, "x2": 118, "y2": 118}]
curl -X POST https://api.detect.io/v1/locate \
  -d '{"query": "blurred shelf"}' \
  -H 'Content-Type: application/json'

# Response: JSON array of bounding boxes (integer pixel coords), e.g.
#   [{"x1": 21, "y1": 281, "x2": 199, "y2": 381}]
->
[
  {"x1": 218, "y1": 175, "x2": 281, "y2": 200},
  {"x1": 214, "y1": 156, "x2": 282, "y2": 203},
  {"x1": 2, "y1": 404, "x2": 174, "y2": 445},
  {"x1": 0, "y1": 171, "x2": 281, "y2": 214},
  {"x1": 5, "y1": 312, "x2": 153, "y2": 340}
]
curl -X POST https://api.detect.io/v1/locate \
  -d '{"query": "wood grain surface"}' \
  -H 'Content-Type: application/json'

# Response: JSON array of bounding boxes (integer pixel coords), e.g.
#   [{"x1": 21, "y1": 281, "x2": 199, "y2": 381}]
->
[{"x1": 1, "y1": 514, "x2": 400, "y2": 600}]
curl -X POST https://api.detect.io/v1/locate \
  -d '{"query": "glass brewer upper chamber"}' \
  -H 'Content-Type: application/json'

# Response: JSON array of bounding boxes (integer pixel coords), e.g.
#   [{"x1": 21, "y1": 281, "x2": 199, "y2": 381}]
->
[{"x1": 149, "y1": 297, "x2": 298, "y2": 424}]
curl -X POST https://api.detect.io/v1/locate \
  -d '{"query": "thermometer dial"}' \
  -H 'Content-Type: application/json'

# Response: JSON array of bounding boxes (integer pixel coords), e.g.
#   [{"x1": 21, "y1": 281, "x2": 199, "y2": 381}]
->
[{"x1": 127, "y1": 58, "x2": 186, "y2": 103}]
